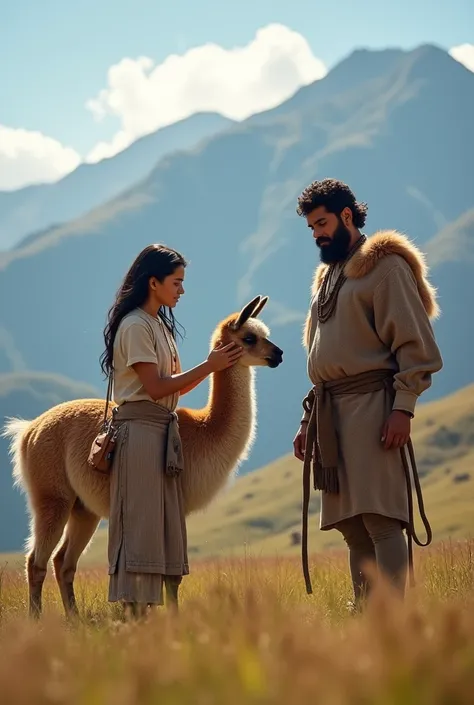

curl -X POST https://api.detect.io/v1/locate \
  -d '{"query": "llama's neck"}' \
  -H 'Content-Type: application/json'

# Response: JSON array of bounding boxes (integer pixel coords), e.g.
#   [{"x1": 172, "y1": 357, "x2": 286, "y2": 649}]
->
[
  {"x1": 205, "y1": 365, "x2": 256, "y2": 449},
  {"x1": 181, "y1": 364, "x2": 258, "y2": 515}
]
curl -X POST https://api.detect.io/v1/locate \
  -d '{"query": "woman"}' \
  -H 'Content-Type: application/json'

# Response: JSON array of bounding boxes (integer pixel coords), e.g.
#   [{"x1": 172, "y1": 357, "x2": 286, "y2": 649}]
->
[{"x1": 100, "y1": 243, "x2": 242, "y2": 617}]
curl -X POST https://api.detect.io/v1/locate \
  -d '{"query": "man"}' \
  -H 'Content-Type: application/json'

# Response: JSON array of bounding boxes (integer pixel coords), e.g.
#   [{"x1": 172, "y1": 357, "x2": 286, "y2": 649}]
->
[{"x1": 293, "y1": 178, "x2": 443, "y2": 607}]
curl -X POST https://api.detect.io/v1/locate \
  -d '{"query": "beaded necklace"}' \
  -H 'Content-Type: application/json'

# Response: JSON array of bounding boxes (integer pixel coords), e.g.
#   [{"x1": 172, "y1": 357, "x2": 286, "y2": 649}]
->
[
  {"x1": 157, "y1": 314, "x2": 178, "y2": 374},
  {"x1": 138, "y1": 307, "x2": 178, "y2": 374},
  {"x1": 316, "y1": 234, "x2": 366, "y2": 323}
]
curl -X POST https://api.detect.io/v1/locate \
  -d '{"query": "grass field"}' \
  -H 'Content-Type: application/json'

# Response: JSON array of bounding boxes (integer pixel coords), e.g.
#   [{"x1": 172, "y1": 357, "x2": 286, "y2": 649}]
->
[
  {"x1": 183, "y1": 383, "x2": 474, "y2": 557},
  {"x1": 1, "y1": 386, "x2": 474, "y2": 702},
  {"x1": 63, "y1": 383, "x2": 473, "y2": 567},
  {"x1": 1, "y1": 383, "x2": 473, "y2": 574},
  {"x1": 1, "y1": 541, "x2": 474, "y2": 704}
]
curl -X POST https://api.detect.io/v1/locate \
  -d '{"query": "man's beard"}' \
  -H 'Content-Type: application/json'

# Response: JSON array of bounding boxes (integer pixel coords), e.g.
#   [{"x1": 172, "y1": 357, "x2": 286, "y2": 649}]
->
[{"x1": 316, "y1": 220, "x2": 351, "y2": 264}]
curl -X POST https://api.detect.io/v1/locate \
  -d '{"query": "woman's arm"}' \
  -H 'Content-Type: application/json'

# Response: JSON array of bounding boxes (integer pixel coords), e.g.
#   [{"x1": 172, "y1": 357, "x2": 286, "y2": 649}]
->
[
  {"x1": 133, "y1": 360, "x2": 210, "y2": 400},
  {"x1": 179, "y1": 376, "x2": 208, "y2": 396},
  {"x1": 133, "y1": 343, "x2": 242, "y2": 401},
  {"x1": 119, "y1": 319, "x2": 243, "y2": 401}
]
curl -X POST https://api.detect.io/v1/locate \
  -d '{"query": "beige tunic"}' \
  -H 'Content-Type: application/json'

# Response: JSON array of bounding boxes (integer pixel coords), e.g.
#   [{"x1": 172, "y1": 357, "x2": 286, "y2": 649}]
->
[
  {"x1": 112, "y1": 308, "x2": 180, "y2": 410},
  {"x1": 108, "y1": 308, "x2": 188, "y2": 605},
  {"x1": 303, "y1": 252, "x2": 443, "y2": 530}
]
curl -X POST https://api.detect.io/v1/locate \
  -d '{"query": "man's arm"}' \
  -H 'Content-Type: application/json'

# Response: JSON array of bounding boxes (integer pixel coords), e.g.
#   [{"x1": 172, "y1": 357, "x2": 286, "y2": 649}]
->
[
  {"x1": 294, "y1": 296, "x2": 317, "y2": 459},
  {"x1": 373, "y1": 261, "x2": 443, "y2": 418},
  {"x1": 300, "y1": 295, "x2": 317, "y2": 424}
]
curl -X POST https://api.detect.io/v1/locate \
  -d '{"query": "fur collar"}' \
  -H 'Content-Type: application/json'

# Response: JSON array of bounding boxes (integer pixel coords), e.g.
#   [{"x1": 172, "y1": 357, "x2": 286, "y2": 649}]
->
[{"x1": 310, "y1": 229, "x2": 440, "y2": 319}]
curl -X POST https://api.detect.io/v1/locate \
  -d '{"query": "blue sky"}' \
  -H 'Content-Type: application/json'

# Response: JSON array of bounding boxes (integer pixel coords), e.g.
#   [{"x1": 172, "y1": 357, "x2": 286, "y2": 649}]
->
[{"x1": 1, "y1": 0, "x2": 473, "y2": 189}]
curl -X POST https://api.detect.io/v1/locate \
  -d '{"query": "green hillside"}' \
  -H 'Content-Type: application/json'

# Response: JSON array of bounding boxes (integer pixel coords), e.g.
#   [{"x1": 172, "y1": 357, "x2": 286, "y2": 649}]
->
[
  {"x1": 1, "y1": 382, "x2": 467, "y2": 572},
  {"x1": 180, "y1": 383, "x2": 474, "y2": 560},
  {"x1": 0, "y1": 43, "x2": 473, "y2": 557},
  {"x1": 0, "y1": 44, "x2": 472, "y2": 478}
]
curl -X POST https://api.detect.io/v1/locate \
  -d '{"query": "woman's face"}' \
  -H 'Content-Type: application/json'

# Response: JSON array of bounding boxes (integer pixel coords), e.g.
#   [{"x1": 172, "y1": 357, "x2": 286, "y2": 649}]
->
[{"x1": 150, "y1": 265, "x2": 185, "y2": 308}]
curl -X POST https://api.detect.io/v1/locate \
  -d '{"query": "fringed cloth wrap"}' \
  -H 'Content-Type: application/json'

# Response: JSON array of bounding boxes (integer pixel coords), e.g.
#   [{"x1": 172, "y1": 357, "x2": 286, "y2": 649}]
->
[
  {"x1": 301, "y1": 369, "x2": 432, "y2": 595},
  {"x1": 108, "y1": 400, "x2": 189, "y2": 605}
]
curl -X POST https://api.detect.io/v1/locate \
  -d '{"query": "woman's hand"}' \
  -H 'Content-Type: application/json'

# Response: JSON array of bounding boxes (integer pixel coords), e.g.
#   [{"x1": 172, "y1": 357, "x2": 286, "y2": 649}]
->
[
  {"x1": 132, "y1": 343, "x2": 243, "y2": 401},
  {"x1": 207, "y1": 342, "x2": 243, "y2": 372}
]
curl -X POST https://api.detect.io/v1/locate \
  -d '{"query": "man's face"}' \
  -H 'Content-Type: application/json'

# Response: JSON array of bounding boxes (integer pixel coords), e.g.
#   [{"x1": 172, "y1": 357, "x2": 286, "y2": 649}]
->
[{"x1": 306, "y1": 206, "x2": 351, "y2": 264}]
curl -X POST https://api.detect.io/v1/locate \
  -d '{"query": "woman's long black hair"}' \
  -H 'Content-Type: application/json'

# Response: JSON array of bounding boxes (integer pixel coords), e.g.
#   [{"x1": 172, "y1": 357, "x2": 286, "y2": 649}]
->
[{"x1": 100, "y1": 244, "x2": 187, "y2": 377}]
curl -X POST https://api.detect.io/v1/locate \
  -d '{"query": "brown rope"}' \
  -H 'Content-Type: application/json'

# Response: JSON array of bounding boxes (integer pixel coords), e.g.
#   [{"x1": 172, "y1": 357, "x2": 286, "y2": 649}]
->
[
  {"x1": 402, "y1": 438, "x2": 432, "y2": 587},
  {"x1": 301, "y1": 396, "x2": 432, "y2": 595},
  {"x1": 301, "y1": 388, "x2": 317, "y2": 594}
]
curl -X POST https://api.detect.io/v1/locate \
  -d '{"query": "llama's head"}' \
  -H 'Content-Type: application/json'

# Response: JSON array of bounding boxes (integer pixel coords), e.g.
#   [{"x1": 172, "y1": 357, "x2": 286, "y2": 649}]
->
[{"x1": 213, "y1": 296, "x2": 283, "y2": 369}]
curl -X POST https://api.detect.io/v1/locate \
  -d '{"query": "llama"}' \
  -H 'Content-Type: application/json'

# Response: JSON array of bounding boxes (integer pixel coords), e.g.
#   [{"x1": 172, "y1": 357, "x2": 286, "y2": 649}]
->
[{"x1": 3, "y1": 295, "x2": 283, "y2": 617}]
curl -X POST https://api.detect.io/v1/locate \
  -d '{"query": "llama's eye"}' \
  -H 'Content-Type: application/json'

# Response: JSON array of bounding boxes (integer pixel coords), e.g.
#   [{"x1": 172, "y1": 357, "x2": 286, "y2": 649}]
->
[{"x1": 243, "y1": 334, "x2": 257, "y2": 345}]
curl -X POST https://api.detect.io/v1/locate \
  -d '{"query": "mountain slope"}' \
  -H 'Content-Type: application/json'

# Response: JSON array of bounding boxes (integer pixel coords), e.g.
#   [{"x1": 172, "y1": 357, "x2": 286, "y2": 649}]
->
[
  {"x1": 183, "y1": 383, "x2": 474, "y2": 559},
  {"x1": 3, "y1": 382, "x2": 470, "y2": 568},
  {"x1": 422, "y1": 208, "x2": 474, "y2": 399},
  {"x1": 0, "y1": 43, "x2": 473, "y2": 479},
  {"x1": 0, "y1": 112, "x2": 234, "y2": 250},
  {"x1": 0, "y1": 372, "x2": 99, "y2": 551}
]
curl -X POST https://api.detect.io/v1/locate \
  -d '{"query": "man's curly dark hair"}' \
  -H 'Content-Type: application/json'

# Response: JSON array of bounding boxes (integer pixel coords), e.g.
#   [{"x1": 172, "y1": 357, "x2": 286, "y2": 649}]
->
[{"x1": 296, "y1": 178, "x2": 368, "y2": 229}]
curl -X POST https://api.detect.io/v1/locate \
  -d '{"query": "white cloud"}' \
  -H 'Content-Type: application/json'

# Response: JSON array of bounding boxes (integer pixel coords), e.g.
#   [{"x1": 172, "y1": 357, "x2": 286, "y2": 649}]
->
[
  {"x1": 0, "y1": 125, "x2": 81, "y2": 191},
  {"x1": 8, "y1": 31, "x2": 471, "y2": 190},
  {"x1": 0, "y1": 24, "x2": 325, "y2": 187},
  {"x1": 449, "y1": 44, "x2": 474, "y2": 73},
  {"x1": 85, "y1": 24, "x2": 327, "y2": 162}
]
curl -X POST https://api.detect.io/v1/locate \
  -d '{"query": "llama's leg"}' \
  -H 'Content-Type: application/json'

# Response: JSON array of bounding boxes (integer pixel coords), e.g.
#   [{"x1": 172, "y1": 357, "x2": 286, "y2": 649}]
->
[
  {"x1": 27, "y1": 498, "x2": 72, "y2": 618},
  {"x1": 53, "y1": 499, "x2": 100, "y2": 617},
  {"x1": 164, "y1": 576, "x2": 182, "y2": 612}
]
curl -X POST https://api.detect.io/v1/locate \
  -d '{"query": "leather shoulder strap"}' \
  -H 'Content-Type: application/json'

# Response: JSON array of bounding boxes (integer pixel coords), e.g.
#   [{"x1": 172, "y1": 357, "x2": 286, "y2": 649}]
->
[{"x1": 102, "y1": 373, "x2": 113, "y2": 429}]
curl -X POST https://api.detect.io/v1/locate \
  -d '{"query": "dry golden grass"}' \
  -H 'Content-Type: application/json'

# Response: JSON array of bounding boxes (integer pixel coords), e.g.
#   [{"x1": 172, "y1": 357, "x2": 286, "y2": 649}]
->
[
  {"x1": 1, "y1": 385, "x2": 473, "y2": 702},
  {"x1": 67, "y1": 383, "x2": 473, "y2": 565},
  {"x1": 181, "y1": 383, "x2": 474, "y2": 559},
  {"x1": 2, "y1": 384, "x2": 473, "y2": 572},
  {"x1": 1, "y1": 541, "x2": 474, "y2": 704}
]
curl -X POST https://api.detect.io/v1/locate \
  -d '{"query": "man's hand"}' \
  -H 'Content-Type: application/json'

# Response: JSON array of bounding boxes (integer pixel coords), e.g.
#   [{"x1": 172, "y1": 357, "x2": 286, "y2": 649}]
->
[
  {"x1": 381, "y1": 410, "x2": 411, "y2": 450},
  {"x1": 293, "y1": 421, "x2": 308, "y2": 461}
]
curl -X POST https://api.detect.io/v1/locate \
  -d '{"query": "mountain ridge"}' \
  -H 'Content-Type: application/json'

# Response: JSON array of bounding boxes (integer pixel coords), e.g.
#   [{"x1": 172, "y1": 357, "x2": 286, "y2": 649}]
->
[
  {"x1": 2, "y1": 381, "x2": 472, "y2": 565},
  {"x1": 0, "y1": 42, "x2": 473, "y2": 553},
  {"x1": 0, "y1": 112, "x2": 234, "y2": 250}
]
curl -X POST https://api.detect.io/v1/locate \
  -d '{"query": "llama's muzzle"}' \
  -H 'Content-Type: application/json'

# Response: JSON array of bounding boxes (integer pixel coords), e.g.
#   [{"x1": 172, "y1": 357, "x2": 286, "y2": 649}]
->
[{"x1": 266, "y1": 345, "x2": 283, "y2": 368}]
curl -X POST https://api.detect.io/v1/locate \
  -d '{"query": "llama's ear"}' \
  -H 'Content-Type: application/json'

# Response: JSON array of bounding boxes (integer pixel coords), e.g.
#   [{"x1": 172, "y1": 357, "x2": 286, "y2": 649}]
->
[
  {"x1": 233, "y1": 296, "x2": 262, "y2": 329},
  {"x1": 251, "y1": 295, "x2": 268, "y2": 319}
]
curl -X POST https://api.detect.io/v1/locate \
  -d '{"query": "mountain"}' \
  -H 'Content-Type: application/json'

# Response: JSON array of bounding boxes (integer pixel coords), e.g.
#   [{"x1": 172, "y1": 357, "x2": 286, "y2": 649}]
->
[
  {"x1": 87, "y1": 384, "x2": 474, "y2": 563},
  {"x1": 183, "y1": 384, "x2": 474, "y2": 560},
  {"x1": 0, "y1": 112, "x2": 234, "y2": 250},
  {"x1": 423, "y1": 209, "x2": 474, "y2": 399},
  {"x1": 0, "y1": 43, "x2": 473, "y2": 508},
  {"x1": 0, "y1": 372, "x2": 99, "y2": 551},
  {"x1": 3, "y1": 383, "x2": 473, "y2": 565}
]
